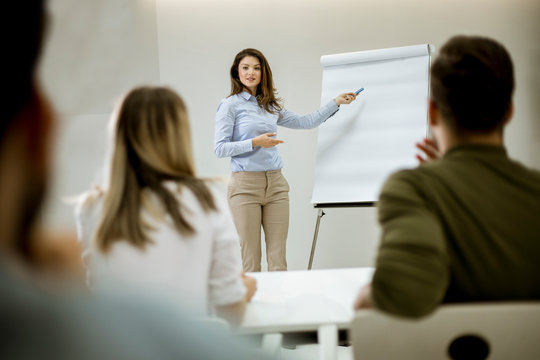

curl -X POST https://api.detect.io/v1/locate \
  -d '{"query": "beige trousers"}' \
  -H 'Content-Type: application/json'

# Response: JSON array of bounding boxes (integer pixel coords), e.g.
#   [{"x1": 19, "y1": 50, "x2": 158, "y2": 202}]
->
[{"x1": 228, "y1": 170, "x2": 289, "y2": 272}]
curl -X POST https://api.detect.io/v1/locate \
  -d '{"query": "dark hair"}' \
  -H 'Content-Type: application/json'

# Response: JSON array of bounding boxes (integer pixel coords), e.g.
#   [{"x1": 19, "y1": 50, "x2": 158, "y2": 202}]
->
[
  {"x1": 1, "y1": 1, "x2": 49, "y2": 261},
  {"x1": 430, "y1": 35, "x2": 514, "y2": 133},
  {"x1": 229, "y1": 48, "x2": 282, "y2": 114},
  {"x1": 2, "y1": 1, "x2": 47, "y2": 143}
]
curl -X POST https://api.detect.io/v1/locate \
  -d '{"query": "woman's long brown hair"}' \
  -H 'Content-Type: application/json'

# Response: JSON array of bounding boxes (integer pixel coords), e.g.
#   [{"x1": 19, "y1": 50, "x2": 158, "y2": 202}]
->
[
  {"x1": 95, "y1": 86, "x2": 216, "y2": 253},
  {"x1": 229, "y1": 48, "x2": 282, "y2": 114}
]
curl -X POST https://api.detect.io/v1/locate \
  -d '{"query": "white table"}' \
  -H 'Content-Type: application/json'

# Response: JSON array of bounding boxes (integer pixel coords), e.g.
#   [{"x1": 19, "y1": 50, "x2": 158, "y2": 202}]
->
[{"x1": 238, "y1": 267, "x2": 374, "y2": 360}]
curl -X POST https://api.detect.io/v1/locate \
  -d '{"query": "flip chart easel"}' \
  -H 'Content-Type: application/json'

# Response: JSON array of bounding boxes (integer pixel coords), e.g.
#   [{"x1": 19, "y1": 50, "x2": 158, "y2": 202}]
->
[{"x1": 307, "y1": 44, "x2": 433, "y2": 269}]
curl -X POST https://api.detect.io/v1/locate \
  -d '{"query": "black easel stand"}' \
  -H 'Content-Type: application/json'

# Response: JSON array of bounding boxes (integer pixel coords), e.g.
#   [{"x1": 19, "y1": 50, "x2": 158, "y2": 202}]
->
[{"x1": 307, "y1": 202, "x2": 375, "y2": 270}]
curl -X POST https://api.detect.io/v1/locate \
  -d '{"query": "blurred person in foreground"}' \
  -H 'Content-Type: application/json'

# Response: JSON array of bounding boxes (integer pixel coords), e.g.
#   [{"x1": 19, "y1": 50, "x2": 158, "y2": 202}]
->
[
  {"x1": 0, "y1": 1, "x2": 258, "y2": 359},
  {"x1": 75, "y1": 86, "x2": 256, "y2": 326},
  {"x1": 355, "y1": 35, "x2": 540, "y2": 317}
]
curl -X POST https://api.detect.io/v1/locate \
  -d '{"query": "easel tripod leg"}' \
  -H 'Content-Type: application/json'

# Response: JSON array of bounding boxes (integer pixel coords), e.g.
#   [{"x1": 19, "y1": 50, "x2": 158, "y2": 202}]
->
[{"x1": 308, "y1": 209, "x2": 325, "y2": 270}]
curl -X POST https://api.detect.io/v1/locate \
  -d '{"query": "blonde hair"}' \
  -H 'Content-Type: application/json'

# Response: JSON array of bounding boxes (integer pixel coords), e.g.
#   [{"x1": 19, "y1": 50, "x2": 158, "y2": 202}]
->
[{"x1": 95, "y1": 86, "x2": 216, "y2": 252}]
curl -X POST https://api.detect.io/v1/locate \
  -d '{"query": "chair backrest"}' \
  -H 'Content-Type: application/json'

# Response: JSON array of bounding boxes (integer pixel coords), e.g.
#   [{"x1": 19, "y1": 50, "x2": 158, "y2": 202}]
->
[{"x1": 351, "y1": 302, "x2": 540, "y2": 360}]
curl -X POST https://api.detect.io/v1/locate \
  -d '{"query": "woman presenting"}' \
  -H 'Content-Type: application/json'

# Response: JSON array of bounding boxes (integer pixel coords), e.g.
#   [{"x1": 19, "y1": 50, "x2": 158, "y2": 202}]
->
[{"x1": 214, "y1": 48, "x2": 357, "y2": 272}]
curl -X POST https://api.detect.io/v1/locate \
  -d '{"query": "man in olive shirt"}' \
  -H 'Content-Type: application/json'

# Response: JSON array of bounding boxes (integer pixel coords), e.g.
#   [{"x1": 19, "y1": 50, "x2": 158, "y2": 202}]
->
[{"x1": 354, "y1": 35, "x2": 540, "y2": 318}]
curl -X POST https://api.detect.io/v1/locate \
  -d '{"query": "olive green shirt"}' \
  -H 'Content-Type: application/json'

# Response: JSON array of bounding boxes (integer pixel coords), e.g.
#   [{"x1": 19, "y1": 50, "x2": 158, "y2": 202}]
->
[{"x1": 372, "y1": 144, "x2": 540, "y2": 318}]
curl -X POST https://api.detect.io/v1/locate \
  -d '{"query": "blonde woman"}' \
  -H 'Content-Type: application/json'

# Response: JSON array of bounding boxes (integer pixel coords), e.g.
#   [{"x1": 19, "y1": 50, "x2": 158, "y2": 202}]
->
[{"x1": 75, "y1": 86, "x2": 256, "y2": 325}]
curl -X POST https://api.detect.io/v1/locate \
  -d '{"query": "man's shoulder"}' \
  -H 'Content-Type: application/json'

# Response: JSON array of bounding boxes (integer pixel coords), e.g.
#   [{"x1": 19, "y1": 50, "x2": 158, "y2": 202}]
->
[
  {"x1": 383, "y1": 166, "x2": 432, "y2": 188},
  {"x1": 385, "y1": 157, "x2": 462, "y2": 184},
  {"x1": 505, "y1": 156, "x2": 540, "y2": 179},
  {"x1": 378, "y1": 165, "x2": 446, "y2": 207}
]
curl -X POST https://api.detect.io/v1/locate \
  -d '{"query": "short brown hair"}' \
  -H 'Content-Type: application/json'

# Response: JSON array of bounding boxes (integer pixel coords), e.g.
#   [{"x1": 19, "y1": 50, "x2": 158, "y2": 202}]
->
[{"x1": 431, "y1": 36, "x2": 514, "y2": 133}]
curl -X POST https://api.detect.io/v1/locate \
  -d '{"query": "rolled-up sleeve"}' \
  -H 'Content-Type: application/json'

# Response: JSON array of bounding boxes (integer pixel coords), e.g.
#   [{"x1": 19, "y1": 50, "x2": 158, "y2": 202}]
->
[
  {"x1": 371, "y1": 170, "x2": 450, "y2": 318},
  {"x1": 277, "y1": 100, "x2": 339, "y2": 129},
  {"x1": 214, "y1": 99, "x2": 253, "y2": 158}
]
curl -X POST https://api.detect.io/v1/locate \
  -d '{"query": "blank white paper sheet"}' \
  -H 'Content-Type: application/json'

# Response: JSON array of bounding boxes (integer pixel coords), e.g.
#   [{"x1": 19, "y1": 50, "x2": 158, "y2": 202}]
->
[{"x1": 311, "y1": 44, "x2": 431, "y2": 205}]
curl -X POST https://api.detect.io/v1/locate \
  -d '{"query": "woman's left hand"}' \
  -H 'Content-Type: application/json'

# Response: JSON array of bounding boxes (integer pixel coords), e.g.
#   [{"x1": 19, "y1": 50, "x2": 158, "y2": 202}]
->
[{"x1": 334, "y1": 92, "x2": 357, "y2": 106}]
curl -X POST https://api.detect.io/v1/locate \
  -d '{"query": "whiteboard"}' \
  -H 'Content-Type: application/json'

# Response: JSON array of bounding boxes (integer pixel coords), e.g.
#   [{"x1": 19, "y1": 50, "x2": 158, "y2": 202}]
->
[{"x1": 311, "y1": 44, "x2": 431, "y2": 206}]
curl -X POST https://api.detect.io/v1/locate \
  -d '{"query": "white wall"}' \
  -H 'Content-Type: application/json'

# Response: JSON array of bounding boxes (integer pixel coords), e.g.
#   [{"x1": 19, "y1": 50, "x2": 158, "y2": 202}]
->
[{"x1": 41, "y1": 0, "x2": 540, "y2": 271}]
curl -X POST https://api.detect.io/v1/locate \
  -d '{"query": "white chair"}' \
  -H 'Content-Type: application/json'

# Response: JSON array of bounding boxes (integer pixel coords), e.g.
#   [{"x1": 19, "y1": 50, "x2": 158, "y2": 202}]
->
[{"x1": 351, "y1": 302, "x2": 540, "y2": 360}]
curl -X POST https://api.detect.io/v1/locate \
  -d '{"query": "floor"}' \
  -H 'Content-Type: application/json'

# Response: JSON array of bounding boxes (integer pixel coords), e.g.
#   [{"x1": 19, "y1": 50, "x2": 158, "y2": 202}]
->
[{"x1": 281, "y1": 344, "x2": 353, "y2": 360}]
